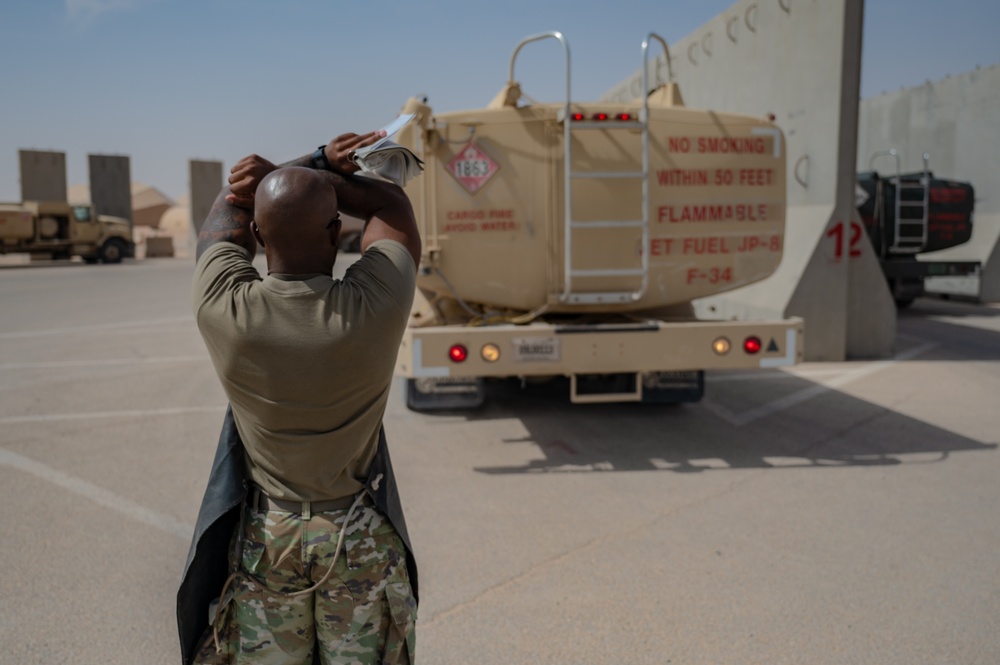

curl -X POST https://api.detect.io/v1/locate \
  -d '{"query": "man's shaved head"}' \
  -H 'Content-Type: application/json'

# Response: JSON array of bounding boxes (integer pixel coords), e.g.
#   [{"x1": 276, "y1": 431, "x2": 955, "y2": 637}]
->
[{"x1": 252, "y1": 167, "x2": 341, "y2": 275}]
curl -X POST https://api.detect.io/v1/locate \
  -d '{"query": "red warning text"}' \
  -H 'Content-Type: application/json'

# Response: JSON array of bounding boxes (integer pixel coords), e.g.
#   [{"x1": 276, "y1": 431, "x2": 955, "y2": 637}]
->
[
  {"x1": 666, "y1": 136, "x2": 768, "y2": 154},
  {"x1": 657, "y1": 168, "x2": 775, "y2": 187},
  {"x1": 657, "y1": 204, "x2": 770, "y2": 223},
  {"x1": 649, "y1": 235, "x2": 782, "y2": 256},
  {"x1": 686, "y1": 267, "x2": 733, "y2": 285},
  {"x1": 442, "y1": 209, "x2": 518, "y2": 233}
]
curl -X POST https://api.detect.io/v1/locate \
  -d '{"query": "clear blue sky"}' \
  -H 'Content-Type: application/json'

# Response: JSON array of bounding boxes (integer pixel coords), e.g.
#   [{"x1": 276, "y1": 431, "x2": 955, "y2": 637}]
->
[{"x1": 0, "y1": 0, "x2": 997, "y2": 203}]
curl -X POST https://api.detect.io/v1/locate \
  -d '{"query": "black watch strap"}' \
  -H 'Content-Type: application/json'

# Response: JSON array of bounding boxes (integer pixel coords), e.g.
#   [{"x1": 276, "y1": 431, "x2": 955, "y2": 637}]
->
[{"x1": 311, "y1": 146, "x2": 332, "y2": 170}]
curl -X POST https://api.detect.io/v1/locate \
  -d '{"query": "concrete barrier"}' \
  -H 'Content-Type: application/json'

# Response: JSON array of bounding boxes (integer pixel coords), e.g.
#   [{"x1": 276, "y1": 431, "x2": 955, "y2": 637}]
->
[
  {"x1": 18, "y1": 150, "x2": 67, "y2": 202},
  {"x1": 604, "y1": 0, "x2": 895, "y2": 360},
  {"x1": 858, "y1": 65, "x2": 1000, "y2": 302},
  {"x1": 88, "y1": 154, "x2": 132, "y2": 227},
  {"x1": 144, "y1": 235, "x2": 175, "y2": 258}
]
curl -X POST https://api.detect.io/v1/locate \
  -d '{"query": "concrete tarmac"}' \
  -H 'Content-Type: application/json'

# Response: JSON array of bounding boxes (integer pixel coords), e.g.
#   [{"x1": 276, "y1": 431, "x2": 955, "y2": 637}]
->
[{"x1": 1, "y1": 255, "x2": 998, "y2": 664}]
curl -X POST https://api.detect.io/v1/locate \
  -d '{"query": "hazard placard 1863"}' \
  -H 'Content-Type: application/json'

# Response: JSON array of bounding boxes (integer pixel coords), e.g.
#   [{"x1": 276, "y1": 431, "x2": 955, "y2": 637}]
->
[{"x1": 447, "y1": 141, "x2": 499, "y2": 194}]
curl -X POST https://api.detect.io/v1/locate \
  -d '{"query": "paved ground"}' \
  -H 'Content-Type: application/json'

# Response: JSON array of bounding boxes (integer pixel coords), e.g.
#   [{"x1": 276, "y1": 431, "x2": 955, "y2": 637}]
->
[{"x1": 1, "y1": 255, "x2": 998, "y2": 664}]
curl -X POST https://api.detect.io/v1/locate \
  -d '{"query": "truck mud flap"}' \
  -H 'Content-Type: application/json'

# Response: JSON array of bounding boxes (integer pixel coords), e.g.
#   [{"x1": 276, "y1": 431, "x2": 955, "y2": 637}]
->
[{"x1": 406, "y1": 377, "x2": 485, "y2": 412}]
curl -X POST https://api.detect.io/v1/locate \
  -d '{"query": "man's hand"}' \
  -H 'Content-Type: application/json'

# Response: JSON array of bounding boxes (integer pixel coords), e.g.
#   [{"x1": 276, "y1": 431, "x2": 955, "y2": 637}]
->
[
  {"x1": 225, "y1": 154, "x2": 278, "y2": 208},
  {"x1": 324, "y1": 130, "x2": 387, "y2": 174}
]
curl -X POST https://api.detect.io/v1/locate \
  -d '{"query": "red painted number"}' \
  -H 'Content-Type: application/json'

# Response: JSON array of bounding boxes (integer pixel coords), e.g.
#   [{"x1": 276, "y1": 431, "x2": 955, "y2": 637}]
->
[{"x1": 826, "y1": 221, "x2": 863, "y2": 260}]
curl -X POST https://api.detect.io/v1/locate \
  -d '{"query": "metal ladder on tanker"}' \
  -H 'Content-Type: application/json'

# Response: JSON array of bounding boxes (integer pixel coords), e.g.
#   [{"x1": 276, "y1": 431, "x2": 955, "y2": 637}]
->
[
  {"x1": 509, "y1": 31, "x2": 671, "y2": 305},
  {"x1": 870, "y1": 149, "x2": 931, "y2": 254}
]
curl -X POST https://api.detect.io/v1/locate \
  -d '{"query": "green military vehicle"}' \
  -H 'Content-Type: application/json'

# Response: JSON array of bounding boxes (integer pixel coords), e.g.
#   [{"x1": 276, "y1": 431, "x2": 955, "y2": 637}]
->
[{"x1": 0, "y1": 200, "x2": 134, "y2": 263}]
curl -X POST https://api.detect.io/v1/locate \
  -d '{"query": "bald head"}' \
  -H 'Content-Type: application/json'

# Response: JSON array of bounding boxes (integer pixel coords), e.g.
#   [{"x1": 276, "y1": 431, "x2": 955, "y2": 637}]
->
[{"x1": 252, "y1": 167, "x2": 341, "y2": 274}]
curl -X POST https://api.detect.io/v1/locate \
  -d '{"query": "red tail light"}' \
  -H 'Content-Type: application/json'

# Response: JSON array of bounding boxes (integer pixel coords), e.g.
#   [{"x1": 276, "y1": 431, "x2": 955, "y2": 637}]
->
[
  {"x1": 570, "y1": 112, "x2": 585, "y2": 121},
  {"x1": 743, "y1": 336, "x2": 762, "y2": 354},
  {"x1": 449, "y1": 344, "x2": 468, "y2": 363},
  {"x1": 617, "y1": 113, "x2": 633, "y2": 121},
  {"x1": 593, "y1": 112, "x2": 609, "y2": 121}
]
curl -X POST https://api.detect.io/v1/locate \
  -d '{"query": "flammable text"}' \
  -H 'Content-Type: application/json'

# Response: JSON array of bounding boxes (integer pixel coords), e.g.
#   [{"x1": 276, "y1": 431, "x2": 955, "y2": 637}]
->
[{"x1": 657, "y1": 204, "x2": 771, "y2": 223}]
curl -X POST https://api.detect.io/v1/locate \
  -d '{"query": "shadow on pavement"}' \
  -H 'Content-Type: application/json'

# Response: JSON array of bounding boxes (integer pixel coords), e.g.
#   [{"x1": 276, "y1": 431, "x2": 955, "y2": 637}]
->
[{"x1": 459, "y1": 375, "x2": 996, "y2": 475}]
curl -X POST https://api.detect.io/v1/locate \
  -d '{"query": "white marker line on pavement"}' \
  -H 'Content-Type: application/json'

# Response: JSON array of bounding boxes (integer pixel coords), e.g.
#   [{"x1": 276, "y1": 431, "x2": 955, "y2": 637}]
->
[
  {"x1": 0, "y1": 356, "x2": 206, "y2": 370},
  {"x1": 0, "y1": 405, "x2": 225, "y2": 425},
  {"x1": 0, "y1": 446, "x2": 193, "y2": 539},
  {"x1": 0, "y1": 315, "x2": 194, "y2": 340},
  {"x1": 703, "y1": 341, "x2": 938, "y2": 426}
]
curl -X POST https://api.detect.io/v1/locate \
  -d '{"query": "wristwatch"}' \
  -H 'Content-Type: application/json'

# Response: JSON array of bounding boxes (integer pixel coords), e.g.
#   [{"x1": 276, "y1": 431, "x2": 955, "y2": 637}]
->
[{"x1": 311, "y1": 146, "x2": 332, "y2": 170}]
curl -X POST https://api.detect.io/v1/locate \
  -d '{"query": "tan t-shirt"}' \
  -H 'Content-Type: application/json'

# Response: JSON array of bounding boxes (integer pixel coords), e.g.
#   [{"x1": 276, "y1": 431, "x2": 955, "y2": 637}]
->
[{"x1": 193, "y1": 239, "x2": 416, "y2": 501}]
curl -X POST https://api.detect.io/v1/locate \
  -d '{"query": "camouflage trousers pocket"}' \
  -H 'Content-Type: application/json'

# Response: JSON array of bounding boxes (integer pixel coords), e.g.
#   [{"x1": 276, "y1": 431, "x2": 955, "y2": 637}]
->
[
  {"x1": 192, "y1": 624, "x2": 233, "y2": 665},
  {"x1": 382, "y1": 581, "x2": 417, "y2": 664},
  {"x1": 192, "y1": 576, "x2": 239, "y2": 664}
]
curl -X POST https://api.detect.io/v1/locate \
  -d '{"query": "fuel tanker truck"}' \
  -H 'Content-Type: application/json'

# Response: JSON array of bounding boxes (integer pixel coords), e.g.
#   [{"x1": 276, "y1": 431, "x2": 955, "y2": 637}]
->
[
  {"x1": 390, "y1": 32, "x2": 803, "y2": 410},
  {"x1": 858, "y1": 150, "x2": 978, "y2": 307}
]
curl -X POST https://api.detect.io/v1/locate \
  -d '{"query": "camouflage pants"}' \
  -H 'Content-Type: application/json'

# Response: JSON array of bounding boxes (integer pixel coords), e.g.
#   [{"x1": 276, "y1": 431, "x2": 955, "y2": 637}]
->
[{"x1": 195, "y1": 495, "x2": 416, "y2": 664}]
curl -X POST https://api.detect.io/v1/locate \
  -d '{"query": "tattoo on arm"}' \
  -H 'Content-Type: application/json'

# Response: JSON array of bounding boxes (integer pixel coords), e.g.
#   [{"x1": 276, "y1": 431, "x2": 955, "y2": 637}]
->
[{"x1": 196, "y1": 189, "x2": 257, "y2": 260}]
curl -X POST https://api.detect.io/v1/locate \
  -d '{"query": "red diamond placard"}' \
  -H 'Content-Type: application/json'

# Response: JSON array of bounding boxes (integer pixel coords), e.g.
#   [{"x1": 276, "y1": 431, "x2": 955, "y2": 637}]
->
[{"x1": 447, "y1": 140, "x2": 499, "y2": 194}]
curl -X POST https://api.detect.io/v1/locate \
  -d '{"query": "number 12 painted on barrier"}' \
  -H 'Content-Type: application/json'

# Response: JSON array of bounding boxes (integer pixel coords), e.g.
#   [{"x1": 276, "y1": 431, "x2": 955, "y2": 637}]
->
[{"x1": 826, "y1": 221, "x2": 863, "y2": 260}]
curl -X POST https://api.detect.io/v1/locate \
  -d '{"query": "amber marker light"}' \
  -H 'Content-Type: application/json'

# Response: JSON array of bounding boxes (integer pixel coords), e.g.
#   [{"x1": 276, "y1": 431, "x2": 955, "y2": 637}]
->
[
  {"x1": 448, "y1": 344, "x2": 468, "y2": 363},
  {"x1": 712, "y1": 337, "x2": 732, "y2": 355},
  {"x1": 481, "y1": 344, "x2": 501, "y2": 363}
]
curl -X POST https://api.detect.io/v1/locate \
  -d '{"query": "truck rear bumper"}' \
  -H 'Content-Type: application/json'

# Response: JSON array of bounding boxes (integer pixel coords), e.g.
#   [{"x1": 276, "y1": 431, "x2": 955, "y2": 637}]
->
[{"x1": 396, "y1": 318, "x2": 804, "y2": 380}]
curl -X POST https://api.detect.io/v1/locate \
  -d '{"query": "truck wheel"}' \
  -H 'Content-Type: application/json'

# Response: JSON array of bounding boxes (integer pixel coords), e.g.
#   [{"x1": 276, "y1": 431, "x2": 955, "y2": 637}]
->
[{"x1": 99, "y1": 239, "x2": 126, "y2": 264}]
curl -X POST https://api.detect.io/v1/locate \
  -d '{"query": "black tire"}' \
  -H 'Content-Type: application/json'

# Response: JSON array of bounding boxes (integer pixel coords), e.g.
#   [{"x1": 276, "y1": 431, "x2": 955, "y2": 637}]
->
[{"x1": 99, "y1": 238, "x2": 125, "y2": 264}]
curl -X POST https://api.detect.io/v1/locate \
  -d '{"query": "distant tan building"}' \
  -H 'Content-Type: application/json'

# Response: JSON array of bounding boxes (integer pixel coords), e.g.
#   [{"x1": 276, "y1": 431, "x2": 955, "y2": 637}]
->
[
  {"x1": 68, "y1": 182, "x2": 175, "y2": 228},
  {"x1": 131, "y1": 184, "x2": 173, "y2": 228}
]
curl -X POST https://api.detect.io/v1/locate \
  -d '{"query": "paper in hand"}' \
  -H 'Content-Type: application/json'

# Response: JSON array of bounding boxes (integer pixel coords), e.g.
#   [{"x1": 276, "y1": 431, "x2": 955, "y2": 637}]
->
[{"x1": 354, "y1": 113, "x2": 424, "y2": 187}]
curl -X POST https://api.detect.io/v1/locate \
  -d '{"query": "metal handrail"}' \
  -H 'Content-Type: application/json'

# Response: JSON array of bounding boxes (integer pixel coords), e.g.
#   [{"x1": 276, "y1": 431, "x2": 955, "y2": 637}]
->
[
  {"x1": 869, "y1": 149, "x2": 931, "y2": 253},
  {"x1": 869, "y1": 148, "x2": 900, "y2": 175},
  {"x1": 507, "y1": 32, "x2": 574, "y2": 306},
  {"x1": 635, "y1": 33, "x2": 672, "y2": 303}
]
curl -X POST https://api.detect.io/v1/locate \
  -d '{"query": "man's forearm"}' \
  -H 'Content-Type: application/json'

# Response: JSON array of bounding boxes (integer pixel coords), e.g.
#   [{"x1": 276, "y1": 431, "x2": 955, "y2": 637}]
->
[
  {"x1": 275, "y1": 145, "x2": 420, "y2": 264},
  {"x1": 196, "y1": 187, "x2": 256, "y2": 261},
  {"x1": 278, "y1": 151, "x2": 409, "y2": 223},
  {"x1": 278, "y1": 154, "x2": 314, "y2": 169},
  {"x1": 318, "y1": 170, "x2": 410, "y2": 223}
]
